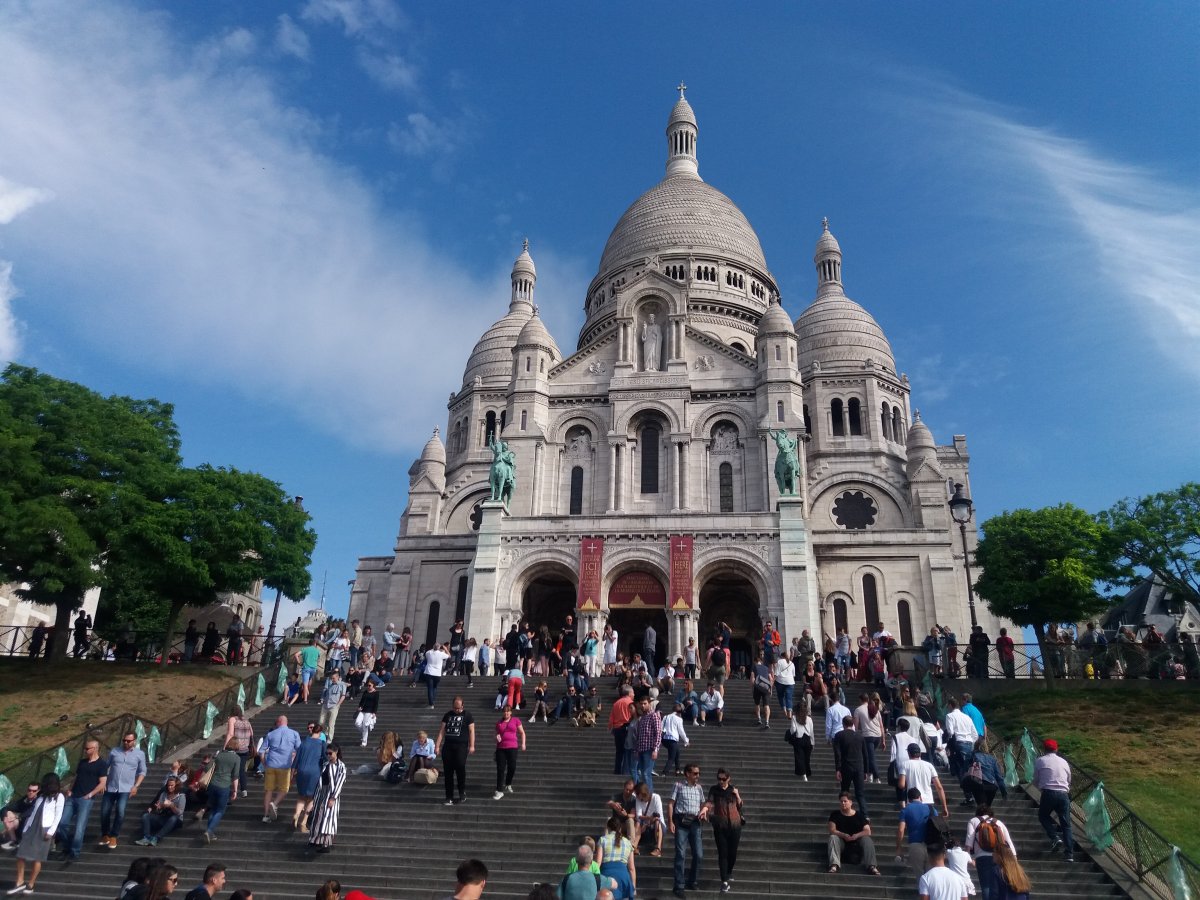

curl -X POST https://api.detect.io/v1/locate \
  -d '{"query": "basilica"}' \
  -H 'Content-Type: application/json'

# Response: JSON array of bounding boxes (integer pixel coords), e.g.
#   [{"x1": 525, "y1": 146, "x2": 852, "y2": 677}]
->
[{"x1": 349, "y1": 90, "x2": 1003, "y2": 665}]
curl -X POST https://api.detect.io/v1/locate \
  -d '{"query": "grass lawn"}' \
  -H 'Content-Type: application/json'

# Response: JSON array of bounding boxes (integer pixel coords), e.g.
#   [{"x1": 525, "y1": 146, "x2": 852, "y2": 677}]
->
[
  {"x1": 0, "y1": 660, "x2": 244, "y2": 772},
  {"x1": 986, "y1": 685, "x2": 1200, "y2": 861}
]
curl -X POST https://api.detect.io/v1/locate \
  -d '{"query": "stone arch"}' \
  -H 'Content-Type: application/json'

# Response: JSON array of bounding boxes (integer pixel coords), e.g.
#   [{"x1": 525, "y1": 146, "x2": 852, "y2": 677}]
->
[
  {"x1": 853, "y1": 564, "x2": 888, "y2": 634},
  {"x1": 618, "y1": 282, "x2": 686, "y2": 320},
  {"x1": 497, "y1": 551, "x2": 581, "y2": 615},
  {"x1": 809, "y1": 474, "x2": 912, "y2": 529},
  {"x1": 695, "y1": 552, "x2": 772, "y2": 670},
  {"x1": 693, "y1": 549, "x2": 775, "y2": 614},
  {"x1": 690, "y1": 402, "x2": 757, "y2": 440},
  {"x1": 443, "y1": 487, "x2": 490, "y2": 533},
  {"x1": 614, "y1": 399, "x2": 683, "y2": 436},
  {"x1": 601, "y1": 551, "x2": 669, "y2": 597},
  {"x1": 546, "y1": 408, "x2": 610, "y2": 445}
]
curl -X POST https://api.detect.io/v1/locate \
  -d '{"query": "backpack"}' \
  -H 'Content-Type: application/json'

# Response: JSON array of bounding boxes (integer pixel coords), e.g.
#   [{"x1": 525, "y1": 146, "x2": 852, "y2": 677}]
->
[
  {"x1": 711, "y1": 648, "x2": 726, "y2": 667},
  {"x1": 924, "y1": 805, "x2": 953, "y2": 850},
  {"x1": 975, "y1": 816, "x2": 1000, "y2": 852},
  {"x1": 385, "y1": 760, "x2": 406, "y2": 784}
]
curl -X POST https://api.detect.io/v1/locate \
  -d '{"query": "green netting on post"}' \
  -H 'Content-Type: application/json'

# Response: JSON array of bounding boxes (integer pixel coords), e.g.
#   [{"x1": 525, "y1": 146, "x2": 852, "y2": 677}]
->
[
  {"x1": 0, "y1": 775, "x2": 12, "y2": 808},
  {"x1": 255, "y1": 674, "x2": 266, "y2": 707},
  {"x1": 1003, "y1": 745, "x2": 1020, "y2": 789},
  {"x1": 135, "y1": 719, "x2": 147, "y2": 748},
  {"x1": 53, "y1": 746, "x2": 70, "y2": 778},
  {"x1": 1020, "y1": 728, "x2": 1037, "y2": 783},
  {"x1": 1169, "y1": 846, "x2": 1194, "y2": 900},
  {"x1": 147, "y1": 726, "x2": 162, "y2": 764},
  {"x1": 1082, "y1": 782, "x2": 1114, "y2": 852},
  {"x1": 202, "y1": 702, "x2": 219, "y2": 739},
  {"x1": 276, "y1": 663, "x2": 287, "y2": 695},
  {"x1": 236, "y1": 683, "x2": 246, "y2": 711}
]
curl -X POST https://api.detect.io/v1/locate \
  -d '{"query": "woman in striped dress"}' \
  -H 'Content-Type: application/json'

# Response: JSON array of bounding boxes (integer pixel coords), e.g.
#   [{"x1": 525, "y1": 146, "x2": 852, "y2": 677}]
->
[{"x1": 307, "y1": 743, "x2": 346, "y2": 853}]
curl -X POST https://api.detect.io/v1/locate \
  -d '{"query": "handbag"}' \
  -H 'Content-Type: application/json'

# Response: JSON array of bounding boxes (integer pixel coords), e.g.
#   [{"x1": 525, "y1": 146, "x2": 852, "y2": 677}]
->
[
  {"x1": 887, "y1": 761, "x2": 898, "y2": 787},
  {"x1": 198, "y1": 761, "x2": 216, "y2": 789},
  {"x1": 676, "y1": 813, "x2": 697, "y2": 827}
]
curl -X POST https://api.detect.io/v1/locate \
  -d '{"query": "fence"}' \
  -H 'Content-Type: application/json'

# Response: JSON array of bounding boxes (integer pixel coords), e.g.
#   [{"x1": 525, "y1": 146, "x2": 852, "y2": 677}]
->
[
  {"x1": 895, "y1": 640, "x2": 1200, "y2": 681},
  {"x1": 989, "y1": 724, "x2": 1200, "y2": 900},
  {"x1": 0, "y1": 624, "x2": 288, "y2": 667},
  {"x1": 0, "y1": 661, "x2": 285, "y2": 803}
]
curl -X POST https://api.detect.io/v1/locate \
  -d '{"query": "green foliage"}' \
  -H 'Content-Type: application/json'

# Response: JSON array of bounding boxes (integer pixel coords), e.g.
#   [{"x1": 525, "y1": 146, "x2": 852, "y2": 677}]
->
[
  {"x1": 974, "y1": 504, "x2": 1114, "y2": 630},
  {"x1": 1098, "y1": 482, "x2": 1200, "y2": 603}
]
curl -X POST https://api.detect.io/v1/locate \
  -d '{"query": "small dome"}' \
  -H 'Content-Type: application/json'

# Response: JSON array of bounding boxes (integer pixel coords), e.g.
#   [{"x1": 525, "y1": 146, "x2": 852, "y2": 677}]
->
[
  {"x1": 905, "y1": 412, "x2": 940, "y2": 480},
  {"x1": 905, "y1": 412, "x2": 935, "y2": 453},
  {"x1": 794, "y1": 294, "x2": 896, "y2": 372},
  {"x1": 814, "y1": 218, "x2": 842, "y2": 260},
  {"x1": 512, "y1": 238, "x2": 536, "y2": 279},
  {"x1": 462, "y1": 305, "x2": 533, "y2": 387},
  {"x1": 515, "y1": 310, "x2": 561, "y2": 359},
  {"x1": 759, "y1": 299, "x2": 794, "y2": 335},
  {"x1": 668, "y1": 96, "x2": 697, "y2": 128},
  {"x1": 420, "y1": 427, "x2": 446, "y2": 466}
]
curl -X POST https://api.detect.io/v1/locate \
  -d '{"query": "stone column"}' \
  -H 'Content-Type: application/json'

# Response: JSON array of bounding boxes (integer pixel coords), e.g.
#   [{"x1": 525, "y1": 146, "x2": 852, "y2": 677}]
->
[
  {"x1": 671, "y1": 442, "x2": 681, "y2": 511},
  {"x1": 531, "y1": 441, "x2": 544, "y2": 515},
  {"x1": 680, "y1": 441, "x2": 691, "y2": 511},
  {"x1": 608, "y1": 442, "x2": 618, "y2": 512},
  {"x1": 466, "y1": 501, "x2": 507, "y2": 645},
  {"x1": 778, "y1": 496, "x2": 820, "y2": 644}
]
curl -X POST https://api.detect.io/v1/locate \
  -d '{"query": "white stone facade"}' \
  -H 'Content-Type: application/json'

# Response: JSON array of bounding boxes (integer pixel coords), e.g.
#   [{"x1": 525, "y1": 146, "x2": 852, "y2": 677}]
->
[{"x1": 350, "y1": 91, "x2": 1006, "y2": 663}]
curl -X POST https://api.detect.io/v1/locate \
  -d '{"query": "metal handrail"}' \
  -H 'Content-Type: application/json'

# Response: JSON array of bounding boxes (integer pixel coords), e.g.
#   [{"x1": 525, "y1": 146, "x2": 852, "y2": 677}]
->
[
  {"x1": 0, "y1": 661, "x2": 284, "y2": 792},
  {"x1": 990, "y1": 725, "x2": 1199, "y2": 899},
  {"x1": 0, "y1": 625, "x2": 285, "y2": 666}
]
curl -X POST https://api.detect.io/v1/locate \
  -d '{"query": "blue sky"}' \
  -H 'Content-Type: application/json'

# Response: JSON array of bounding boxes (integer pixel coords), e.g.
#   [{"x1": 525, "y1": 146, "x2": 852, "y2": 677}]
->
[{"x1": 1, "y1": 1, "x2": 1197, "y2": 620}]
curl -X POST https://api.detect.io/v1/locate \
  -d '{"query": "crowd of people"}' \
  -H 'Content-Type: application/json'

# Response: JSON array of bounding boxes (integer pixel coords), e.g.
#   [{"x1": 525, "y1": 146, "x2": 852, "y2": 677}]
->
[{"x1": 4, "y1": 612, "x2": 1102, "y2": 899}]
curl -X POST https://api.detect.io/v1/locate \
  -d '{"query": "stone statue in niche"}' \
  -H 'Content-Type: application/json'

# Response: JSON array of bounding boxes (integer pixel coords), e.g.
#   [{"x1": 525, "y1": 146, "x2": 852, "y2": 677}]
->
[
  {"x1": 711, "y1": 425, "x2": 738, "y2": 453},
  {"x1": 567, "y1": 429, "x2": 592, "y2": 455},
  {"x1": 770, "y1": 428, "x2": 801, "y2": 496},
  {"x1": 641, "y1": 313, "x2": 662, "y2": 372}
]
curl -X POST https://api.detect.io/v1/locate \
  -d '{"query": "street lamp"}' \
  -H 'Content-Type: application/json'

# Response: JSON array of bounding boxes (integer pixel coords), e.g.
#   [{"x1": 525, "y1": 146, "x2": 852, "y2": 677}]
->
[
  {"x1": 264, "y1": 495, "x2": 305, "y2": 665},
  {"x1": 949, "y1": 482, "x2": 979, "y2": 629}
]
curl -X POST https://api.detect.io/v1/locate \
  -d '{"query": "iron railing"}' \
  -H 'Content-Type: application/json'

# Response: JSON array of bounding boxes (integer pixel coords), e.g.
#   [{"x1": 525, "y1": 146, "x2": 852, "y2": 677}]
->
[
  {"x1": 897, "y1": 640, "x2": 1199, "y2": 680},
  {"x1": 0, "y1": 625, "x2": 288, "y2": 666},
  {"x1": 989, "y1": 725, "x2": 1199, "y2": 900},
  {"x1": 0, "y1": 661, "x2": 285, "y2": 793}
]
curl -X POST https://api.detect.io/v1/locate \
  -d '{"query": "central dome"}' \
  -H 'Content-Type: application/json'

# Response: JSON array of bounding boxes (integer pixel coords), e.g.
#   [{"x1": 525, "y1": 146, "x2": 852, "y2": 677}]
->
[{"x1": 597, "y1": 174, "x2": 768, "y2": 276}]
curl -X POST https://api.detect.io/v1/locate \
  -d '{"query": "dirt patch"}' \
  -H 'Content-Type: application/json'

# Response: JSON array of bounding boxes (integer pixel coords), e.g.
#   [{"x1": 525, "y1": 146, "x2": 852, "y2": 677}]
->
[{"x1": 0, "y1": 660, "x2": 243, "y2": 771}]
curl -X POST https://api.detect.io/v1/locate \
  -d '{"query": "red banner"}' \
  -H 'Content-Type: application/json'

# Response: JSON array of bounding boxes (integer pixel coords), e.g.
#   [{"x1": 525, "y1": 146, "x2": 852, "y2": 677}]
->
[
  {"x1": 668, "y1": 534, "x2": 694, "y2": 610},
  {"x1": 608, "y1": 571, "x2": 665, "y2": 608},
  {"x1": 577, "y1": 538, "x2": 604, "y2": 611}
]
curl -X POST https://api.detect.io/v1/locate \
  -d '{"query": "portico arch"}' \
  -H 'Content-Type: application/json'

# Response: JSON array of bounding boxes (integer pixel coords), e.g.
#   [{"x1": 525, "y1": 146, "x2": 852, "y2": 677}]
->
[
  {"x1": 517, "y1": 560, "x2": 578, "y2": 637},
  {"x1": 603, "y1": 558, "x2": 669, "y2": 668}
]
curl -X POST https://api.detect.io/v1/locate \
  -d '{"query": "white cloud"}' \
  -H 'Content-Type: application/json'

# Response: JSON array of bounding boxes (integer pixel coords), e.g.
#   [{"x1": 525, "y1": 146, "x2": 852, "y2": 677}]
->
[
  {"x1": 0, "y1": 175, "x2": 53, "y2": 225},
  {"x1": 0, "y1": 0, "x2": 585, "y2": 450},
  {"x1": 388, "y1": 112, "x2": 455, "y2": 157},
  {"x1": 275, "y1": 14, "x2": 311, "y2": 61},
  {"x1": 301, "y1": 0, "x2": 403, "y2": 40},
  {"x1": 900, "y1": 80, "x2": 1200, "y2": 377},
  {"x1": 0, "y1": 262, "x2": 20, "y2": 363},
  {"x1": 357, "y1": 48, "x2": 418, "y2": 94}
]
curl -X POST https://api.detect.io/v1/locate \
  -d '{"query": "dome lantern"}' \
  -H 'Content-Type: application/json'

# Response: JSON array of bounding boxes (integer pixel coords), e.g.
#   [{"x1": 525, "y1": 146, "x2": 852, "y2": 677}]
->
[
  {"x1": 814, "y1": 217, "x2": 843, "y2": 298},
  {"x1": 665, "y1": 82, "x2": 699, "y2": 179},
  {"x1": 510, "y1": 238, "x2": 536, "y2": 311}
]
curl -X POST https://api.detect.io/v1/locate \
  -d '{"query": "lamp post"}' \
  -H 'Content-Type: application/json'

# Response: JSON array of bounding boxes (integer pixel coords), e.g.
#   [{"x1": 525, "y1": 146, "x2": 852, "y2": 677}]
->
[
  {"x1": 949, "y1": 482, "x2": 979, "y2": 629},
  {"x1": 264, "y1": 495, "x2": 305, "y2": 665}
]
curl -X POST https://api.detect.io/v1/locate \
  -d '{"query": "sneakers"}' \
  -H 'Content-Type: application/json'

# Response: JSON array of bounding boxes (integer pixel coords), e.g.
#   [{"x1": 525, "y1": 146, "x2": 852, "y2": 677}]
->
[
  {"x1": 6, "y1": 885, "x2": 26, "y2": 896},
  {"x1": 528, "y1": 715, "x2": 536, "y2": 723},
  {"x1": 135, "y1": 838, "x2": 153, "y2": 846},
  {"x1": 105, "y1": 838, "x2": 117, "y2": 850},
  {"x1": 262, "y1": 816, "x2": 272, "y2": 823},
  {"x1": 268, "y1": 801, "x2": 279, "y2": 821},
  {"x1": 803, "y1": 775, "x2": 809, "y2": 782},
  {"x1": 492, "y1": 791, "x2": 505, "y2": 800},
  {"x1": 0, "y1": 842, "x2": 14, "y2": 851},
  {"x1": 1050, "y1": 838, "x2": 1063, "y2": 852},
  {"x1": 505, "y1": 785, "x2": 514, "y2": 794},
  {"x1": 443, "y1": 799, "x2": 456, "y2": 807},
  {"x1": 721, "y1": 882, "x2": 731, "y2": 893},
  {"x1": 203, "y1": 831, "x2": 213, "y2": 844},
  {"x1": 240, "y1": 790, "x2": 248, "y2": 798}
]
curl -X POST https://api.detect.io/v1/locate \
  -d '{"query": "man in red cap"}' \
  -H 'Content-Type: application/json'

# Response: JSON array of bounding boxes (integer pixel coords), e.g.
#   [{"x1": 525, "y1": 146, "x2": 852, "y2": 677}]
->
[{"x1": 1033, "y1": 739, "x2": 1073, "y2": 862}]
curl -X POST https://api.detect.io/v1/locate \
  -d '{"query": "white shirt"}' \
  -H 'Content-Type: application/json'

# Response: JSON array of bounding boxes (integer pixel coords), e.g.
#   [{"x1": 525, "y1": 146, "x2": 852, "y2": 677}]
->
[
  {"x1": 662, "y1": 712, "x2": 689, "y2": 745},
  {"x1": 944, "y1": 709, "x2": 979, "y2": 745},
  {"x1": 965, "y1": 815, "x2": 1016, "y2": 859},
  {"x1": 772, "y1": 658, "x2": 795, "y2": 685},
  {"x1": 699, "y1": 690, "x2": 724, "y2": 711},
  {"x1": 685, "y1": 644, "x2": 697, "y2": 664},
  {"x1": 788, "y1": 716, "x2": 814, "y2": 742},
  {"x1": 918, "y1": 864, "x2": 969, "y2": 900},
  {"x1": 424, "y1": 649, "x2": 449, "y2": 677},
  {"x1": 657, "y1": 665, "x2": 675, "y2": 681},
  {"x1": 825, "y1": 701, "x2": 851, "y2": 741},
  {"x1": 945, "y1": 847, "x2": 975, "y2": 895},
  {"x1": 634, "y1": 792, "x2": 665, "y2": 824},
  {"x1": 899, "y1": 758, "x2": 939, "y2": 804},
  {"x1": 463, "y1": 645, "x2": 478, "y2": 663}
]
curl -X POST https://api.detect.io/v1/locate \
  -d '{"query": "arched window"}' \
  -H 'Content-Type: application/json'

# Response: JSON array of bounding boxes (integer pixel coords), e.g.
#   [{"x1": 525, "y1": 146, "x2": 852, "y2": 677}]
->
[
  {"x1": 539, "y1": 358, "x2": 545, "y2": 373},
  {"x1": 520, "y1": 409, "x2": 528, "y2": 431},
  {"x1": 500, "y1": 410, "x2": 507, "y2": 432},
  {"x1": 525, "y1": 356, "x2": 531, "y2": 373},
  {"x1": 774, "y1": 344, "x2": 781, "y2": 362},
  {"x1": 424, "y1": 600, "x2": 441, "y2": 649},
  {"x1": 454, "y1": 576, "x2": 469, "y2": 624},
  {"x1": 640, "y1": 425, "x2": 660, "y2": 494},
  {"x1": 485, "y1": 411, "x2": 497, "y2": 444},
  {"x1": 863, "y1": 574, "x2": 880, "y2": 633},
  {"x1": 731, "y1": 341, "x2": 746, "y2": 353},
  {"x1": 719, "y1": 462, "x2": 734, "y2": 513},
  {"x1": 803, "y1": 404, "x2": 813, "y2": 436},
  {"x1": 848, "y1": 397, "x2": 862, "y2": 435},
  {"x1": 776, "y1": 400, "x2": 785, "y2": 422},
  {"x1": 892, "y1": 408, "x2": 903, "y2": 442},
  {"x1": 880, "y1": 403, "x2": 892, "y2": 441},
  {"x1": 831, "y1": 399, "x2": 845, "y2": 436},
  {"x1": 897, "y1": 599, "x2": 914, "y2": 646},
  {"x1": 833, "y1": 597, "x2": 848, "y2": 635},
  {"x1": 569, "y1": 466, "x2": 584, "y2": 515}
]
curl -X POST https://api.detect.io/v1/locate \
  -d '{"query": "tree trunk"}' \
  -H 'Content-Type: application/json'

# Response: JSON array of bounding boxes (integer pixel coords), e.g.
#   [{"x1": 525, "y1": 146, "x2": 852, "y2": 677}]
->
[
  {"x1": 1032, "y1": 622, "x2": 1057, "y2": 683},
  {"x1": 45, "y1": 594, "x2": 80, "y2": 663},
  {"x1": 159, "y1": 599, "x2": 186, "y2": 669}
]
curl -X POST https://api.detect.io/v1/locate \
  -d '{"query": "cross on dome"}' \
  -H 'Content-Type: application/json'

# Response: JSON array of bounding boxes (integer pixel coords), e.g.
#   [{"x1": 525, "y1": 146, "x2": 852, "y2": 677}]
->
[
  {"x1": 822, "y1": 216, "x2": 829, "y2": 231},
  {"x1": 677, "y1": 81, "x2": 687, "y2": 98},
  {"x1": 522, "y1": 237, "x2": 529, "y2": 251}
]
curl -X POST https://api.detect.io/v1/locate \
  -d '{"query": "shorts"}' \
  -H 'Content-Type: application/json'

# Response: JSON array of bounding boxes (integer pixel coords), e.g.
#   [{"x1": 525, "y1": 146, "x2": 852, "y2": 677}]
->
[
  {"x1": 263, "y1": 767, "x2": 292, "y2": 794},
  {"x1": 709, "y1": 666, "x2": 727, "y2": 685},
  {"x1": 301, "y1": 666, "x2": 317, "y2": 685},
  {"x1": 753, "y1": 686, "x2": 770, "y2": 705}
]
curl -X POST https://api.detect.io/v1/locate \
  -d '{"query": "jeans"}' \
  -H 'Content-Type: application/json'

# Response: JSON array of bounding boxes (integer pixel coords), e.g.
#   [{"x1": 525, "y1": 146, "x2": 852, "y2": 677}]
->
[
  {"x1": 840, "y1": 768, "x2": 868, "y2": 818},
  {"x1": 662, "y1": 738, "x2": 680, "y2": 774},
  {"x1": 183, "y1": 641, "x2": 197, "y2": 663},
  {"x1": 348, "y1": 647, "x2": 360, "y2": 668},
  {"x1": 443, "y1": 743, "x2": 469, "y2": 801},
  {"x1": 864, "y1": 736, "x2": 881, "y2": 779},
  {"x1": 672, "y1": 816, "x2": 703, "y2": 889},
  {"x1": 635, "y1": 750, "x2": 656, "y2": 794},
  {"x1": 139, "y1": 812, "x2": 180, "y2": 842},
  {"x1": 205, "y1": 784, "x2": 231, "y2": 835},
  {"x1": 977, "y1": 854, "x2": 998, "y2": 900},
  {"x1": 426, "y1": 674, "x2": 441, "y2": 707},
  {"x1": 55, "y1": 795, "x2": 93, "y2": 858},
  {"x1": 100, "y1": 792, "x2": 129, "y2": 839},
  {"x1": 712, "y1": 824, "x2": 742, "y2": 882},
  {"x1": 775, "y1": 682, "x2": 794, "y2": 713},
  {"x1": 495, "y1": 748, "x2": 517, "y2": 791},
  {"x1": 368, "y1": 672, "x2": 392, "y2": 687},
  {"x1": 1038, "y1": 788, "x2": 1073, "y2": 857},
  {"x1": 612, "y1": 726, "x2": 628, "y2": 775}
]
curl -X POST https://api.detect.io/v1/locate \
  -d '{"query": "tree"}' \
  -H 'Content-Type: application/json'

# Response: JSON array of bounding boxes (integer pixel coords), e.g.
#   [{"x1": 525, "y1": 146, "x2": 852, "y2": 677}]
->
[
  {"x1": 1098, "y1": 483, "x2": 1200, "y2": 604},
  {"x1": 973, "y1": 504, "x2": 1115, "y2": 680},
  {"x1": 0, "y1": 365, "x2": 181, "y2": 660}
]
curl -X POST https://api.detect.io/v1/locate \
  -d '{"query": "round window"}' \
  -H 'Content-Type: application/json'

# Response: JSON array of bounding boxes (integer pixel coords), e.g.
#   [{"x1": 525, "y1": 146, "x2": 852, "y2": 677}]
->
[{"x1": 832, "y1": 490, "x2": 877, "y2": 530}]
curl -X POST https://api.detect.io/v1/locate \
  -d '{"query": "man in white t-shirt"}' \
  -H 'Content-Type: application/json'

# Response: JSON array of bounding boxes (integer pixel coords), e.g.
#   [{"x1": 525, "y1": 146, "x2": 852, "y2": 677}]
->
[
  {"x1": 423, "y1": 643, "x2": 451, "y2": 708},
  {"x1": 919, "y1": 844, "x2": 969, "y2": 900},
  {"x1": 898, "y1": 745, "x2": 948, "y2": 818},
  {"x1": 698, "y1": 682, "x2": 724, "y2": 726}
]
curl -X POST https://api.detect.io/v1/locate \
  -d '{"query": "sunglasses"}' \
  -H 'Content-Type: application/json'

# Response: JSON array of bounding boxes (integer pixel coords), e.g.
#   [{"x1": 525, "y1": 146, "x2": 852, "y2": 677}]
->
[{"x1": 717, "y1": 775, "x2": 729, "y2": 781}]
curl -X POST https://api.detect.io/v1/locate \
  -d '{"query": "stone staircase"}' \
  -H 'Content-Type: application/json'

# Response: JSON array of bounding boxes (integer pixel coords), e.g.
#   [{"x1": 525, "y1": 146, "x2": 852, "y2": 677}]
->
[{"x1": 15, "y1": 674, "x2": 1126, "y2": 899}]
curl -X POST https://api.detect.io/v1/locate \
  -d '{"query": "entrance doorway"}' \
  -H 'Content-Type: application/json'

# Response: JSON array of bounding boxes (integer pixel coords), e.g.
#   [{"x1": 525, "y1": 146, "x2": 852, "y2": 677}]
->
[
  {"x1": 607, "y1": 608, "x2": 668, "y2": 670},
  {"x1": 522, "y1": 573, "x2": 576, "y2": 636},
  {"x1": 698, "y1": 575, "x2": 760, "y2": 675}
]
